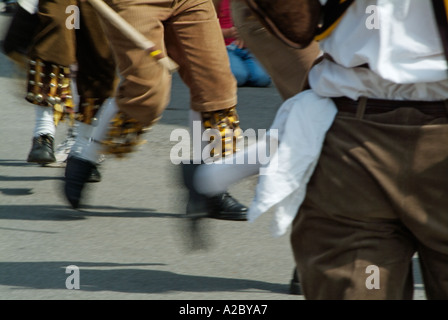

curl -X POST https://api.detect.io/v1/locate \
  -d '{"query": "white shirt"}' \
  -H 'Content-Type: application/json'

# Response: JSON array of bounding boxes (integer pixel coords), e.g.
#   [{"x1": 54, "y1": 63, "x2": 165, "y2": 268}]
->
[
  {"x1": 248, "y1": 0, "x2": 448, "y2": 237},
  {"x1": 248, "y1": 91, "x2": 337, "y2": 237},
  {"x1": 18, "y1": 0, "x2": 38, "y2": 14},
  {"x1": 311, "y1": 0, "x2": 448, "y2": 100}
]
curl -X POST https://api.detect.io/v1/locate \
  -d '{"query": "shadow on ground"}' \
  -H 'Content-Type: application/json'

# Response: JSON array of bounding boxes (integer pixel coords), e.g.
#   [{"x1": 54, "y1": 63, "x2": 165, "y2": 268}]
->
[{"x1": 0, "y1": 261, "x2": 288, "y2": 295}]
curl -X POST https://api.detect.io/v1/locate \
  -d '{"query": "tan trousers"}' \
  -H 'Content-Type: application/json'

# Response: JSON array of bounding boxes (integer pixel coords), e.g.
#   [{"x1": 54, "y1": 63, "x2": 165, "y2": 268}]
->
[
  {"x1": 101, "y1": 0, "x2": 237, "y2": 127},
  {"x1": 230, "y1": 0, "x2": 320, "y2": 100},
  {"x1": 291, "y1": 104, "x2": 448, "y2": 299}
]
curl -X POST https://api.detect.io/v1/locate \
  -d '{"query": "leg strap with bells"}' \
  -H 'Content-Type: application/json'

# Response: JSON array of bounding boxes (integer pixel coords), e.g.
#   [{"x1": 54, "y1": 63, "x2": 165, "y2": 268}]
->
[
  {"x1": 100, "y1": 111, "x2": 150, "y2": 157},
  {"x1": 76, "y1": 97, "x2": 107, "y2": 125},
  {"x1": 26, "y1": 58, "x2": 74, "y2": 126},
  {"x1": 201, "y1": 107, "x2": 243, "y2": 159}
]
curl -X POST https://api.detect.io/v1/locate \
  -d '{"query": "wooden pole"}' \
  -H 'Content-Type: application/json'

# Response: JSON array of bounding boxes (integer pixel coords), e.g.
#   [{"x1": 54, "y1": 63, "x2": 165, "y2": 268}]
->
[{"x1": 87, "y1": 0, "x2": 178, "y2": 73}]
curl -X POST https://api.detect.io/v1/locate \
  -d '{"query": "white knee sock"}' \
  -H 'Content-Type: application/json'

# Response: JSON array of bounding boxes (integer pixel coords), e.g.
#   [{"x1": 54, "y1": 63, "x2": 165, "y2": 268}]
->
[
  {"x1": 70, "y1": 98, "x2": 118, "y2": 164},
  {"x1": 193, "y1": 138, "x2": 266, "y2": 196},
  {"x1": 33, "y1": 105, "x2": 55, "y2": 137},
  {"x1": 189, "y1": 110, "x2": 276, "y2": 196}
]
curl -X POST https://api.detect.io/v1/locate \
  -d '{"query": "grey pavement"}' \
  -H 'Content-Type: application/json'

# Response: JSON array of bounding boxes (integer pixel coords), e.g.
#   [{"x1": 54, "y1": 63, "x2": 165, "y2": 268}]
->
[{"x1": 0, "y1": 11, "x2": 426, "y2": 301}]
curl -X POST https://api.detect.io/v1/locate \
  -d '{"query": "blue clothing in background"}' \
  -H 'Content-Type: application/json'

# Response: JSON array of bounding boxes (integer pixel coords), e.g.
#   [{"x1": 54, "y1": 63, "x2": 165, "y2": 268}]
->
[{"x1": 226, "y1": 43, "x2": 271, "y2": 88}]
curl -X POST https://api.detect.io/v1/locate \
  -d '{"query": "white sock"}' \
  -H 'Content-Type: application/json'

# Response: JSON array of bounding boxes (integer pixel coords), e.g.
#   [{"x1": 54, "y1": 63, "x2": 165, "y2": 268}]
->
[
  {"x1": 33, "y1": 105, "x2": 55, "y2": 137},
  {"x1": 189, "y1": 110, "x2": 276, "y2": 196},
  {"x1": 69, "y1": 98, "x2": 118, "y2": 164},
  {"x1": 193, "y1": 139, "x2": 265, "y2": 196}
]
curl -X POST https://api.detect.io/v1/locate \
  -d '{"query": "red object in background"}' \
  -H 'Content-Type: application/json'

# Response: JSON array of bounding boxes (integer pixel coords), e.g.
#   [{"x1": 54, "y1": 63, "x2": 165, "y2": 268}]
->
[{"x1": 217, "y1": 0, "x2": 235, "y2": 45}]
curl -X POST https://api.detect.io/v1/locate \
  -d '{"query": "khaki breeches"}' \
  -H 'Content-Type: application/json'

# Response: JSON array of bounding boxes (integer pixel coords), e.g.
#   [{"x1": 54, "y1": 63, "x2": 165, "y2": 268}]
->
[
  {"x1": 230, "y1": 0, "x2": 320, "y2": 100},
  {"x1": 100, "y1": 0, "x2": 237, "y2": 127}
]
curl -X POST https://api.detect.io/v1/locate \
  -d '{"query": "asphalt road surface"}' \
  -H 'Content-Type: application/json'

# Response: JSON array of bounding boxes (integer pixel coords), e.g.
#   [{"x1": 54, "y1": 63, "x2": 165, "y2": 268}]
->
[{"x1": 0, "y1": 9, "x2": 426, "y2": 303}]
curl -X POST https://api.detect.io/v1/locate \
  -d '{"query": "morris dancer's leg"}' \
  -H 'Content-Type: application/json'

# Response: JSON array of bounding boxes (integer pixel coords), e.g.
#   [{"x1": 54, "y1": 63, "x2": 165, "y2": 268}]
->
[{"x1": 64, "y1": 98, "x2": 118, "y2": 208}]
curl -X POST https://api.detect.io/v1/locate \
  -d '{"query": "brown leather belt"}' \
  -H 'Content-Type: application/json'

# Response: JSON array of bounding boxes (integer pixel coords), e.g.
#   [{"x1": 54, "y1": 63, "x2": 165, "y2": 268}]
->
[{"x1": 332, "y1": 97, "x2": 448, "y2": 117}]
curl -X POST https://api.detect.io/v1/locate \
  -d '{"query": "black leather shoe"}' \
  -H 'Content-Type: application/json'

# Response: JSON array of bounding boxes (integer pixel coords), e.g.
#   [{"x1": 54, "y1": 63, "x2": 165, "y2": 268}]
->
[
  {"x1": 87, "y1": 166, "x2": 102, "y2": 183},
  {"x1": 64, "y1": 157, "x2": 96, "y2": 209},
  {"x1": 182, "y1": 162, "x2": 248, "y2": 221},
  {"x1": 181, "y1": 162, "x2": 210, "y2": 250},
  {"x1": 289, "y1": 267, "x2": 302, "y2": 295},
  {"x1": 208, "y1": 192, "x2": 248, "y2": 221},
  {"x1": 183, "y1": 162, "x2": 209, "y2": 218},
  {"x1": 1, "y1": 2, "x2": 17, "y2": 14},
  {"x1": 27, "y1": 134, "x2": 56, "y2": 164}
]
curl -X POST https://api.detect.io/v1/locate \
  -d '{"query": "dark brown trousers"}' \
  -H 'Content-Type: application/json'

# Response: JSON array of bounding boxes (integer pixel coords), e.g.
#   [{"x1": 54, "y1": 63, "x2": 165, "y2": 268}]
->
[
  {"x1": 291, "y1": 99, "x2": 448, "y2": 299},
  {"x1": 29, "y1": 0, "x2": 117, "y2": 103}
]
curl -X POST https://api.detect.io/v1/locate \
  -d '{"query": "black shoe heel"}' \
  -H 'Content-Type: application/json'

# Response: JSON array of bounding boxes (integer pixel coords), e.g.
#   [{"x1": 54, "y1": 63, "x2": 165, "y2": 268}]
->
[{"x1": 64, "y1": 157, "x2": 96, "y2": 209}]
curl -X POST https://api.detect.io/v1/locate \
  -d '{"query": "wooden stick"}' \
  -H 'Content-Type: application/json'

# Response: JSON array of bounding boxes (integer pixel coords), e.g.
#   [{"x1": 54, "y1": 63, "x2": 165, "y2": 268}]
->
[{"x1": 86, "y1": 0, "x2": 178, "y2": 73}]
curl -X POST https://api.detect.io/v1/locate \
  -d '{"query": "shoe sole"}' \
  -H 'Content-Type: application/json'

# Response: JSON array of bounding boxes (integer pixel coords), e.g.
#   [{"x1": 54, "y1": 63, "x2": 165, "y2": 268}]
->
[
  {"x1": 27, "y1": 158, "x2": 57, "y2": 164},
  {"x1": 87, "y1": 176, "x2": 101, "y2": 183},
  {"x1": 42, "y1": 161, "x2": 66, "y2": 168},
  {"x1": 210, "y1": 213, "x2": 248, "y2": 221},
  {"x1": 27, "y1": 153, "x2": 56, "y2": 164}
]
